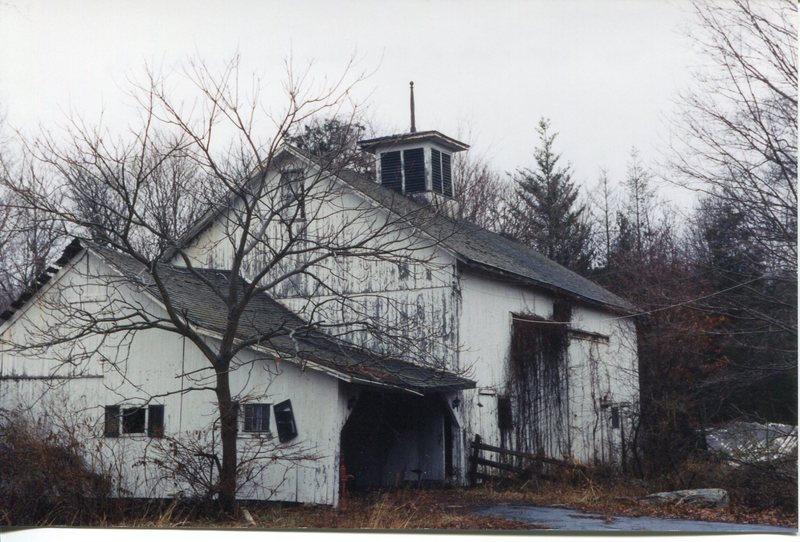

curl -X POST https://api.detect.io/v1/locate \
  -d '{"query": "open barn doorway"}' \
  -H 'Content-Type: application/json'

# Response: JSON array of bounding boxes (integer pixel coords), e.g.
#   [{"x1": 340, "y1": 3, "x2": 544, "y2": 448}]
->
[{"x1": 340, "y1": 390, "x2": 458, "y2": 489}]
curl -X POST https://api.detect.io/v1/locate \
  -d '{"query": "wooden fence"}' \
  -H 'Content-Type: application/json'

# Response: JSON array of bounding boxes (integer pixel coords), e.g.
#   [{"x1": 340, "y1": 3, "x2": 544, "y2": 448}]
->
[{"x1": 468, "y1": 434, "x2": 584, "y2": 486}]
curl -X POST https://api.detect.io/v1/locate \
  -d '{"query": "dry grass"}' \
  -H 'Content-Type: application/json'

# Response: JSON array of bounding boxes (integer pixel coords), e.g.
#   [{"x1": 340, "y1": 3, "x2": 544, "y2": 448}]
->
[{"x1": 240, "y1": 489, "x2": 536, "y2": 530}]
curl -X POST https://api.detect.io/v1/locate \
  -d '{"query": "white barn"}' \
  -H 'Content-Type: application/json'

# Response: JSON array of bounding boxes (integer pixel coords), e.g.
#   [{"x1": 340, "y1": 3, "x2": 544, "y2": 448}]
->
[{"x1": 0, "y1": 126, "x2": 639, "y2": 506}]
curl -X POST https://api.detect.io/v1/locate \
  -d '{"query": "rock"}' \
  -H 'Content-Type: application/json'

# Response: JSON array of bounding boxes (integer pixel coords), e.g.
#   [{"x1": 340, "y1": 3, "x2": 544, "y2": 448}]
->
[
  {"x1": 642, "y1": 488, "x2": 730, "y2": 509},
  {"x1": 242, "y1": 508, "x2": 256, "y2": 525}
]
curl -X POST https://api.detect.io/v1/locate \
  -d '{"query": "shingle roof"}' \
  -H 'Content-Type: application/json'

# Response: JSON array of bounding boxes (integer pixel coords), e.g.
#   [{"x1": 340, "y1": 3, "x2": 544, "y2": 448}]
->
[
  {"x1": 335, "y1": 168, "x2": 634, "y2": 312},
  {"x1": 170, "y1": 144, "x2": 633, "y2": 312},
  {"x1": 91, "y1": 244, "x2": 474, "y2": 395}
]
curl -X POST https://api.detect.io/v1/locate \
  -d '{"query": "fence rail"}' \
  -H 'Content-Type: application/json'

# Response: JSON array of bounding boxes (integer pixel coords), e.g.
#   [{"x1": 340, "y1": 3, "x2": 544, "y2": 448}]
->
[{"x1": 468, "y1": 434, "x2": 585, "y2": 486}]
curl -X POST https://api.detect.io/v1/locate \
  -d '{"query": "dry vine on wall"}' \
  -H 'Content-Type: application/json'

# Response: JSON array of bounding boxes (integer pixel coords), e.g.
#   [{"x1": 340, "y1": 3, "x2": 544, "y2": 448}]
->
[{"x1": 508, "y1": 303, "x2": 572, "y2": 459}]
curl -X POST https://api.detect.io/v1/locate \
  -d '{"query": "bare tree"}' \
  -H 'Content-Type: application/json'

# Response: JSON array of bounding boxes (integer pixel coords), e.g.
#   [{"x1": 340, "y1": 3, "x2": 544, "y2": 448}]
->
[
  {"x1": 0, "y1": 57, "x2": 461, "y2": 513},
  {"x1": 0, "y1": 118, "x2": 66, "y2": 309},
  {"x1": 452, "y1": 147, "x2": 512, "y2": 233},
  {"x1": 671, "y1": 0, "x2": 797, "y2": 272}
]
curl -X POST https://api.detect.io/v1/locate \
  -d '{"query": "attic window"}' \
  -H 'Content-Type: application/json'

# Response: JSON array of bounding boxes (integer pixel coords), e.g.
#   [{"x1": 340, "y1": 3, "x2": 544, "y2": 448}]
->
[
  {"x1": 431, "y1": 149, "x2": 453, "y2": 197},
  {"x1": 280, "y1": 170, "x2": 306, "y2": 221},
  {"x1": 274, "y1": 400, "x2": 298, "y2": 442}
]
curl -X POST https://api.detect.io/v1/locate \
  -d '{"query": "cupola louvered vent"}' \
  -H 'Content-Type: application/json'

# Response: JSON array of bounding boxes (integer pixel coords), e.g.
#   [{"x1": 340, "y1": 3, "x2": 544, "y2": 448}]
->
[
  {"x1": 442, "y1": 153, "x2": 453, "y2": 197},
  {"x1": 432, "y1": 149, "x2": 442, "y2": 193},
  {"x1": 403, "y1": 148, "x2": 425, "y2": 193},
  {"x1": 380, "y1": 151, "x2": 402, "y2": 192},
  {"x1": 361, "y1": 130, "x2": 468, "y2": 205}
]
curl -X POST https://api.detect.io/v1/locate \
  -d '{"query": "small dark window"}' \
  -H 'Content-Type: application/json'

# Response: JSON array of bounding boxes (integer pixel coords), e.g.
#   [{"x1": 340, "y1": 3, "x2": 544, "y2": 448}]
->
[
  {"x1": 403, "y1": 148, "x2": 425, "y2": 193},
  {"x1": 442, "y1": 153, "x2": 452, "y2": 197},
  {"x1": 148, "y1": 405, "x2": 165, "y2": 438},
  {"x1": 243, "y1": 404, "x2": 271, "y2": 433},
  {"x1": 122, "y1": 407, "x2": 146, "y2": 434},
  {"x1": 611, "y1": 406, "x2": 620, "y2": 429},
  {"x1": 553, "y1": 299, "x2": 572, "y2": 323},
  {"x1": 497, "y1": 396, "x2": 513, "y2": 430},
  {"x1": 380, "y1": 151, "x2": 402, "y2": 192},
  {"x1": 104, "y1": 405, "x2": 120, "y2": 437},
  {"x1": 431, "y1": 149, "x2": 443, "y2": 193},
  {"x1": 274, "y1": 400, "x2": 298, "y2": 442}
]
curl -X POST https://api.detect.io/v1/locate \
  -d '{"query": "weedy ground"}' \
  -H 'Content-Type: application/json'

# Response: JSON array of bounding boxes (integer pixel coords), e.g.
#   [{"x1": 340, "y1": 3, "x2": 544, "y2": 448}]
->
[{"x1": 104, "y1": 475, "x2": 796, "y2": 530}]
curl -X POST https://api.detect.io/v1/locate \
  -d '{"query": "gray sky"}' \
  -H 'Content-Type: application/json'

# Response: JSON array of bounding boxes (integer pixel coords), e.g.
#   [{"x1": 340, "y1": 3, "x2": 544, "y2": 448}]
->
[{"x1": 0, "y1": 0, "x2": 700, "y2": 209}]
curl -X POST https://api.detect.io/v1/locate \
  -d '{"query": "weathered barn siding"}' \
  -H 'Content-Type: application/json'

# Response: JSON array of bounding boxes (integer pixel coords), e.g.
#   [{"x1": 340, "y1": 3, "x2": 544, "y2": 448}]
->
[
  {"x1": 0, "y1": 250, "x2": 351, "y2": 505},
  {"x1": 175, "y1": 162, "x2": 461, "y2": 371},
  {"x1": 2, "y1": 149, "x2": 640, "y2": 506},
  {"x1": 456, "y1": 269, "x2": 638, "y2": 470}
]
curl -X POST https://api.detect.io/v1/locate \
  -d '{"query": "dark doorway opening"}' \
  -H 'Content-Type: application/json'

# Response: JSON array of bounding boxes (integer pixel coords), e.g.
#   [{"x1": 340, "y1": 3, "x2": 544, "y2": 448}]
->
[{"x1": 341, "y1": 391, "x2": 457, "y2": 489}]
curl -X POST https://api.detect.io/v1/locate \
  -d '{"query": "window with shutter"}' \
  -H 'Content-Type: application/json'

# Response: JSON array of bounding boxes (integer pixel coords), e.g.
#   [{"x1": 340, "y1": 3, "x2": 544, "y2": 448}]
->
[
  {"x1": 274, "y1": 400, "x2": 298, "y2": 442},
  {"x1": 148, "y1": 405, "x2": 165, "y2": 438},
  {"x1": 243, "y1": 403, "x2": 271, "y2": 433},
  {"x1": 122, "y1": 406, "x2": 146, "y2": 434},
  {"x1": 104, "y1": 405, "x2": 120, "y2": 437}
]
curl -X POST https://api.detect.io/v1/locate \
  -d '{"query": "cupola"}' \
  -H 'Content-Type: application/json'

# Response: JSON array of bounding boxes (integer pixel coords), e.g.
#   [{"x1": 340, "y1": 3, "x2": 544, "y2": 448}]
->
[{"x1": 358, "y1": 82, "x2": 469, "y2": 204}]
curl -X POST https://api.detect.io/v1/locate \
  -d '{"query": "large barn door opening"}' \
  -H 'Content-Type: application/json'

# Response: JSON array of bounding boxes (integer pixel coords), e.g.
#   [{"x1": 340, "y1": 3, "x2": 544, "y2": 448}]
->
[{"x1": 340, "y1": 391, "x2": 456, "y2": 489}]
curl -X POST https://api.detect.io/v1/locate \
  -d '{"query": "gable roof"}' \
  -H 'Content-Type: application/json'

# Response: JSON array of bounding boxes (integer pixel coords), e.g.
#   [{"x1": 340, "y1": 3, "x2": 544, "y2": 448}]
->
[
  {"x1": 1, "y1": 239, "x2": 472, "y2": 395},
  {"x1": 334, "y1": 167, "x2": 634, "y2": 312},
  {"x1": 169, "y1": 144, "x2": 632, "y2": 312}
]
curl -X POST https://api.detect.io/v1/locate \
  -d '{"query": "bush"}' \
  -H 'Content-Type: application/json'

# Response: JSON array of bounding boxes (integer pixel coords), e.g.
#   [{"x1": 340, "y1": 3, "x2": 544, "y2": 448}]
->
[
  {"x1": 0, "y1": 411, "x2": 114, "y2": 525},
  {"x1": 658, "y1": 453, "x2": 797, "y2": 513}
]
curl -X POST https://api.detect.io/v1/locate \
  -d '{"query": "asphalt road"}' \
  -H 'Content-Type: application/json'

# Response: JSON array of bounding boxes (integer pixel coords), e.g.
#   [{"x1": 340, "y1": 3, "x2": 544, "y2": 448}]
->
[{"x1": 473, "y1": 503, "x2": 798, "y2": 533}]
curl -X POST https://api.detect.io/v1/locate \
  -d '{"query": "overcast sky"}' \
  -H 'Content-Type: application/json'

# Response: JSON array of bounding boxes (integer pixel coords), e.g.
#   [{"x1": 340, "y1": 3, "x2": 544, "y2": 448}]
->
[{"x1": 0, "y1": 0, "x2": 702, "y2": 209}]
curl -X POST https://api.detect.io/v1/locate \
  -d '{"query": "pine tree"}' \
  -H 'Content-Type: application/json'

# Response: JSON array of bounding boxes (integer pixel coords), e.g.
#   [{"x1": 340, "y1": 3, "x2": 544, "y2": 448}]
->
[{"x1": 510, "y1": 118, "x2": 593, "y2": 274}]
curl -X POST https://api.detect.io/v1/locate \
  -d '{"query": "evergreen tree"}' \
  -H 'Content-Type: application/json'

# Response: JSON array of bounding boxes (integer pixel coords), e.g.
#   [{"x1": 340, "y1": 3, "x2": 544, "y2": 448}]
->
[
  {"x1": 510, "y1": 118, "x2": 593, "y2": 274},
  {"x1": 284, "y1": 116, "x2": 374, "y2": 176}
]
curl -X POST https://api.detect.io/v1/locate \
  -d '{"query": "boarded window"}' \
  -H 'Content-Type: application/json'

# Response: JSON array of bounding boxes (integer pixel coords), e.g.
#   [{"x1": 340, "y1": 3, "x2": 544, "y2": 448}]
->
[
  {"x1": 104, "y1": 405, "x2": 120, "y2": 437},
  {"x1": 403, "y1": 148, "x2": 425, "y2": 193},
  {"x1": 380, "y1": 151, "x2": 402, "y2": 192},
  {"x1": 274, "y1": 400, "x2": 298, "y2": 442},
  {"x1": 497, "y1": 396, "x2": 513, "y2": 430},
  {"x1": 243, "y1": 403, "x2": 271, "y2": 433},
  {"x1": 122, "y1": 407, "x2": 146, "y2": 434},
  {"x1": 148, "y1": 405, "x2": 165, "y2": 438}
]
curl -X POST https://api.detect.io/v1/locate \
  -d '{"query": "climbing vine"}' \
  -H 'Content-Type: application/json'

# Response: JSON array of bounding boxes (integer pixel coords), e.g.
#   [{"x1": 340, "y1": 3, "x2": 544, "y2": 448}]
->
[{"x1": 508, "y1": 308, "x2": 571, "y2": 459}]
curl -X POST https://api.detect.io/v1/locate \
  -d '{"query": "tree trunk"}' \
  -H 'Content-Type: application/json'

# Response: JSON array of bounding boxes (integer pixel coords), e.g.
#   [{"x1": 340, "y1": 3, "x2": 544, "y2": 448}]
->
[{"x1": 215, "y1": 366, "x2": 238, "y2": 515}]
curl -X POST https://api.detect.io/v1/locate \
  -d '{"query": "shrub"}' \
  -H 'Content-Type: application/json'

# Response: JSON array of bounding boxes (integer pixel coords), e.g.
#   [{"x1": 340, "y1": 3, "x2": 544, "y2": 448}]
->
[{"x1": 0, "y1": 410, "x2": 113, "y2": 525}]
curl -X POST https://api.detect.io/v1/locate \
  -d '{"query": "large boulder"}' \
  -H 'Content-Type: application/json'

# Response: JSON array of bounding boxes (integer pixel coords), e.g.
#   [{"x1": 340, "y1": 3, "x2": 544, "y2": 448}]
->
[{"x1": 642, "y1": 488, "x2": 730, "y2": 509}]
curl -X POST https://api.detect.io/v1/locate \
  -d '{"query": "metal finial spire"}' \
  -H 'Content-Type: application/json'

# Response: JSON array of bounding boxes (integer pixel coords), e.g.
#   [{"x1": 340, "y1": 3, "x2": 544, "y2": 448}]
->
[{"x1": 409, "y1": 81, "x2": 416, "y2": 133}]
